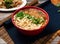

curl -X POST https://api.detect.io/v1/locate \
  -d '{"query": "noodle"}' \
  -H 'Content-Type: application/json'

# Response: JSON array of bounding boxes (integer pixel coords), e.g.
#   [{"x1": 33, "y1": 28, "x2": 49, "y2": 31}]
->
[{"x1": 13, "y1": 9, "x2": 46, "y2": 30}]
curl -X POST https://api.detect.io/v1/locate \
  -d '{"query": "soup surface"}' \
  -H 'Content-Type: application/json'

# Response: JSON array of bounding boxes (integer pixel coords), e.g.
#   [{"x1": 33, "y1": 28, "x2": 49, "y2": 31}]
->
[
  {"x1": 0, "y1": 0, "x2": 22, "y2": 8},
  {"x1": 13, "y1": 9, "x2": 47, "y2": 30}
]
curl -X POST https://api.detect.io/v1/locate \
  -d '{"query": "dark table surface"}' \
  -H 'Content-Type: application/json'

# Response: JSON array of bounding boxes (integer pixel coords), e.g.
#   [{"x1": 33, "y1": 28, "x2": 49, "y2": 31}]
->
[{"x1": 3, "y1": 1, "x2": 60, "y2": 44}]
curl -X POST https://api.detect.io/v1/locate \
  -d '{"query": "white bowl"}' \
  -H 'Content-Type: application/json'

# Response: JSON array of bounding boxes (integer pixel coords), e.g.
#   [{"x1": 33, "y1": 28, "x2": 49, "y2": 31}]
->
[{"x1": 0, "y1": 0, "x2": 27, "y2": 11}]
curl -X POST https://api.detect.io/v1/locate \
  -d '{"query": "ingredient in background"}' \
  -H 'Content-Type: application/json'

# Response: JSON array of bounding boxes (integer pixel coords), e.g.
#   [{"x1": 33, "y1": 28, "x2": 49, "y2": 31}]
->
[
  {"x1": 51, "y1": 0, "x2": 60, "y2": 13},
  {"x1": 0, "y1": 0, "x2": 22, "y2": 8}
]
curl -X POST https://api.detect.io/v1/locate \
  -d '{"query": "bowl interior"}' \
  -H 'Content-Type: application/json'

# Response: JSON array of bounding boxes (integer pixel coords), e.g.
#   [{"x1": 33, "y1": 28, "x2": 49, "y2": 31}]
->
[{"x1": 12, "y1": 6, "x2": 49, "y2": 31}]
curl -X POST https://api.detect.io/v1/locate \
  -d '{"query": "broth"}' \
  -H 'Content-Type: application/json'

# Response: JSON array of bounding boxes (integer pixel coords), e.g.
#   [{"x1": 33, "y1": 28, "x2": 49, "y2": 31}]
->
[{"x1": 13, "y1": 9, "x2": 47, "y2": 30}]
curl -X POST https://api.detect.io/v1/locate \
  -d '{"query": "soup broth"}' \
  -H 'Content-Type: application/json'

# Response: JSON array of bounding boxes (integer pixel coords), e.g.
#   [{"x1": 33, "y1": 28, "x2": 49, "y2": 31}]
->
[{"x1": 13, "y1": 9, "x2": 47, "y2": 30}]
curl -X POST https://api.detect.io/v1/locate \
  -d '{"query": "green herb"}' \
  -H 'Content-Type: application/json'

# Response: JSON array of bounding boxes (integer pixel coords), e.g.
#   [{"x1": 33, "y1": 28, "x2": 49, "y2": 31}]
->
[
  {"x1": 39, "y1": 17, "x2": 45, "y2": 23},
  {"x1": 32, "y1": 18, "x2": 40, "y2": 24},
  {"x1": 56, "y1": 3, "x2": 60, "y2": 13},
  {"x1": 27, "y1": 15, "x2": 40, "y2": 24},
  {"x1": 16, "y1": 12, "x2": 45, "y2": 25},
  {"x1": 16, "y1": 12, "x2": 24, "y2": 19},
  {"x1": 32, "y1": 17, "x2": 45, "y2": 25},
  {"x1": 5, "y1": 4, "x2": 12, "y2": 8},
  {"x1": 4, "y1": 0, "x2": 13, "y2": 8},
  {"x1": 25, "y1": 14, "x2": 31, "y2": 18},
  {"x1": 27, "y1": 15, "x2": 32, "y2": 19},
  {"x1": 58, "y1": 10, "x2": 60, "y2": 13},
  {"x1": 4, "y1": 0, "x2": 12, "y2": 3},
  {"x1": 26, "y1": 14, "x2": 35, "y2": 20},
  {"x1": 56, "y1": 3, "x2": 60, "y2": 7}
]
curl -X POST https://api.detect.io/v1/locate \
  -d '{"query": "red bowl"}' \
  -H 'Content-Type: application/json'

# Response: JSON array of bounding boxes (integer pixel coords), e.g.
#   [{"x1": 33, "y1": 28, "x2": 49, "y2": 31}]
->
[{"x1": 12, "y1": 6, "x2": 49, "y2": 36}]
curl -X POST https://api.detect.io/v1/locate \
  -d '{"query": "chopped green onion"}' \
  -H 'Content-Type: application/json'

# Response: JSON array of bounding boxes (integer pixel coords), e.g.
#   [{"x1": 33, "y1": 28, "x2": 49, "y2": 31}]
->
[
  {"x1": 56, "y1": 3, "x2": 60, "y2": 7},
  {"x1": 4, "y1": 0, "x2": 13, "y2": 8},
  {"x1": 58, "y1": 10, "x2": 60, "y2": 13},
  {"x1": 16, "y1": 12, "x2": 24, "y2": 19},
  {"x1": 39, "y1": 17, "x2": 45, "y2": 23},
  {"x1": 25, "y1": 14, "x2": 31, "y2": 19},
  {"x1": 32, "y1": 18, "x2": 40, "y2": 24},
  {"x1": 4, "y1": 0, "x2": 12, "y2": 4},
  {"x1": 16, "y1": 11, "x2": 45, "y2": 25}
]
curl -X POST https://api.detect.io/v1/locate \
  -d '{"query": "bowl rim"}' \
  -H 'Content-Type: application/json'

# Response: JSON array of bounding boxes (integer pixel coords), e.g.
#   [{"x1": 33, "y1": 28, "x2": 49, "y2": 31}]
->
[
  {"x1": 11, "y1": 6, "x2": 49, "y2": 31},
  {"x1": 0, "y1": 0, "x2": 27, "y2": 11}
]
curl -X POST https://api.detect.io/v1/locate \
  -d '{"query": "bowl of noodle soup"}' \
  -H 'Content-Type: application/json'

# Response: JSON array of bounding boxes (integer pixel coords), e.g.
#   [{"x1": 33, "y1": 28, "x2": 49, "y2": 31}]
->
[{"x1": 12, "y1": 6, "x2": 49, "y2": 36}]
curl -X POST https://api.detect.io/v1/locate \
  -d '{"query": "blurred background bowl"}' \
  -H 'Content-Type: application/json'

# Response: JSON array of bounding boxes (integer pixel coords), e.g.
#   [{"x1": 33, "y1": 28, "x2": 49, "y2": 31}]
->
[{"x1": 0, "y1": 0, "x2": 27, "y2": 11}]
